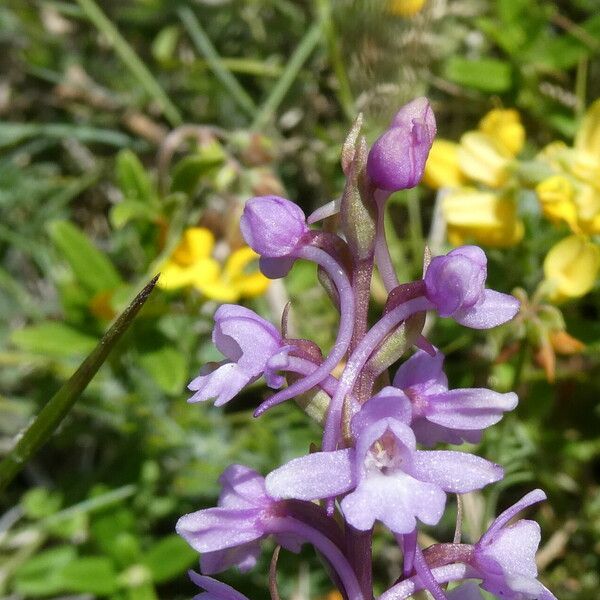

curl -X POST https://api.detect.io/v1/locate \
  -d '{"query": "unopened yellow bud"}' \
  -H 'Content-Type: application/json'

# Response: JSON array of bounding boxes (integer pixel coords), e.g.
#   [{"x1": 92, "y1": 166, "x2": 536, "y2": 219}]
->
[
  {"x1": 458, "y1": 132, "x2": 511, "y2": 188},
  {"x1": 535, "y1": 175, "x2": 579, "y2": 231},
  {"x1": 543, "y1": 235, "x2": 600, "y2": 301},
  {"x1": 423, "y1": 139, "x2": 466, "y2": 189},
  {"x1": 387, "y1": 0, "x2": 427, "y2": 17},
  {"x1": 479, "y1": 108, "x2": 525, "y2": 156}
]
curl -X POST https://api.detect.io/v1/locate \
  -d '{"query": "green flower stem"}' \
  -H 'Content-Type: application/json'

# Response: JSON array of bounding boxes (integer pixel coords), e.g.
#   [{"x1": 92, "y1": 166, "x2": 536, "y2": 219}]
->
[
  {"x1": 0, "y1": 277, "x2": 159, "y2": 492},
  {"x1": 178, "y1": 7, "x2": 258, "y2": 119},
  {"x1": 252, "y1": 20, "x2": 323, "y2": 130},
  {"x1": 75, "y1": 0, "x2": 182, "y2": 127}
]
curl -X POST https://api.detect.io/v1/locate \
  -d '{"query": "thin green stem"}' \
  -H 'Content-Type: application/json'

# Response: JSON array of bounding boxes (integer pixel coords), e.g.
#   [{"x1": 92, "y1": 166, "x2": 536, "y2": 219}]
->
[
  {"x1": 316, "y1": 0, "x2": 355, "y2": 121},
  {"x1": 75, "y1": 0, "x2": 182, "y2": 126},
  {"x1": 178, "y1": 7, "x2": 257, "y2": 119},
  {"x1": 252, "y1": 21, "x2": 323, "y2": 130},
  {"x1": 0, "y1": 277, "x2": 159, "y2": 492}
]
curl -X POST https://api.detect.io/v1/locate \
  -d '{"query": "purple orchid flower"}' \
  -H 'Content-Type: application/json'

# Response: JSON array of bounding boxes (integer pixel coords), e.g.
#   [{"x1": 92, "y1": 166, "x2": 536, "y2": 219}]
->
[
  {"x1": 471, "y1": 489, "x2": 557, "y2": 600},
  {"x1": 424, "y1": 246, "x2": 520, "y2": 329},
  {"x1": 367, "y1": 97, "x2": 437, "y2": 192},
  {"x1": 176, "y1": 465, "x2": 293, "y2": 574},
  {"x1": 187, "y1": 305, "x2": 292, "y2": 407},
  {"x1": 266, "y1": 391, "x2": 503, "y2": 535},
  {"x1": 189, "y1": 571, "x2": 250, "y2": 600},
  {"x1": 392, "y1": 349, "x2": 518, "y2": 446},
  {"x1": 446, "y1": 582, "x2": 485, "y2": 600}
]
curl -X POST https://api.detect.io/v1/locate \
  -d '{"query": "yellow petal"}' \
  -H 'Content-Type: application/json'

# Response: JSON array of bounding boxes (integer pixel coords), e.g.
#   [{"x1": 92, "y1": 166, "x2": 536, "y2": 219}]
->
[
  {"x1": 198, "y1": 281, "x2": 241, "y2": 303},
  {"x1": 535, "y1": 175, "x2": 579, "y2": 230},
  {"x1": 157, "y1": 261, "x2": 196, "y2": 290},
  {"x1": 458, "y1": 132, "x2": 511, "y2": 187},
  {"x1": 443, "y1": 189, "x2": 523, "y2": 248},
  {"x1": 224, "y1": 246, "x2": 270, "y2": 298},
  {"x1": 387, "y1": 0, "x2": 427, "y2": 16},
  {"x1": 478, "y1": 108, "x2": 525, "y2": 156},
  {"x1": 171, "y1": 227, "x2": 215, "y2": 265},
  {"x1": 574, "y1": 184, "x2": 600, "y2": 226},
  {"x1": 423, "y1": 139, "x2": 466, "y2": 189},
  {"x1": 575, "y1": 98, "x2": 600, "y2": 156},
  {"x1": 543, "y1": 235, "x2": 600, "y2": 300}
]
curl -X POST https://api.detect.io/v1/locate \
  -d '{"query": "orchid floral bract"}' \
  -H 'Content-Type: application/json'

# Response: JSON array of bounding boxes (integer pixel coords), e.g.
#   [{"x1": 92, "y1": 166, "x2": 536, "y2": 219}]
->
[{"x1": 176, "y1": 99, "x2": 556, "y2": 600}]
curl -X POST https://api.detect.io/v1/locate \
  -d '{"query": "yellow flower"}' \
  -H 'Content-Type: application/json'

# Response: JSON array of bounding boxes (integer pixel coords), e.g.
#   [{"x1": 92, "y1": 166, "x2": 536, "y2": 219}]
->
[
  {"x1": 442, "y1": 189, "x2": 524, "y2": 248},
  {"x1": 423, "y1": 139, "x2": 466, "y2": 189},
  {"x1": 457, "y1": 132, "x2": 512, "y2": 188},
  {"x1": 543, "y1": 235, "x2": 600, "y2": 302},
  {"x1": 157, "y1": 227, "x2": 269, "y2": 302},
  {"x1": 387, "y1": 0, "x2": 427, "y2": 17},
  {"x1": 535, "y1": 175, "x2": 579, "y2": 231},
  {"x1": 575, "y1": 98, "x2": 600, "y2": 158},
  {"x1": 478, "y1": 108, "x2": 525, "y2": 156}
]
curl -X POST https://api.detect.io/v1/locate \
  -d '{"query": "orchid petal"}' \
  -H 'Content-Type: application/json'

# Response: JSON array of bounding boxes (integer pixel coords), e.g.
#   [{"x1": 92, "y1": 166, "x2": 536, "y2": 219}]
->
[
  {"x1": 413, "y1": 451, "x2": 503, "y2": 493},
  {"x1": 265, "y1": 449, "x2": 356, "y2": 501}
]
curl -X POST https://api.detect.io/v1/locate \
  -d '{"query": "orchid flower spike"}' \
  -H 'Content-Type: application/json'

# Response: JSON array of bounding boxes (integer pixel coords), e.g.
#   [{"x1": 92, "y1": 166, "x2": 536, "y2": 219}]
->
[
  {"x1": 367, "y1": 97, "x2": 437, "y2": 192},
  {"x1": 424, "y1": 245, "x2": 520, "y2": 329},
  {"x1": 393, "y1": 348, "x2": 518, "y2": 446},
  {"x1": 188, "y1": 305, "x2": 292, "y2": 406}
]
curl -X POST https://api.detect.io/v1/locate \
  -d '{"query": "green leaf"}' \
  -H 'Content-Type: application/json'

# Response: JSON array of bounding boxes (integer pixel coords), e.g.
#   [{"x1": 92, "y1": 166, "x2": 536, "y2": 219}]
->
[
  {"x1": 13, "y1": 546, "x2": 77, "y2": 597},
  {"x1": 139, "y1": 346, "x2": 188, "y2": 395},
  {"x1": 11, "y1": 322, "x2": 98, "y2": 357},
  {"x1": 444, "y1": 57, "x2": 513, "y2": 93},
  {"x1": 22, "y1": 487, "x2": 63, "y2": 519},
  {"x1": 59, "y1": 556, "x2": 119, "y2": 595},
  {"x1": 141, "y1": 535, "x2": 197, "y2": 584},
  {"x1": 111, "y1": 199, "x2": 160, "y2": 229},
  {"x1": 48, "y1": 220, "x2": 122, "y2": 295},
  {"x1": 0, "y1": 278, "x2": 159, "y2": 492},
  {"x1": 170, "y1": 143, "x2": 226, "y2": 194},
  {"x1": 116, "y1": 150, "x2": 156, "y2": 205},
  {"x1": 152, "y1": 25, "x2": 180, "y2": 64}
]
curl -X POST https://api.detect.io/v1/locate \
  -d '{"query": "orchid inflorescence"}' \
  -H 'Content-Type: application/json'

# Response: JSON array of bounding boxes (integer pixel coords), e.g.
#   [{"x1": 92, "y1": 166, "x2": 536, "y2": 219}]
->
[{"x1": 176, "y1": 99, "x2": 556, "y2": 600}]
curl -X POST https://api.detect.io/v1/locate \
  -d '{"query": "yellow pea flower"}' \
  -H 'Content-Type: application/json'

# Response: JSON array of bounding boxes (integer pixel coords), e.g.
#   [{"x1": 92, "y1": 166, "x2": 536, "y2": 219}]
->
[
  {"x1": 575, "y1": 98, "x2": 600, "y2": 157},
  {"x1": 423, "y1": 139, "x2": 466, "y2": 189},
  {"x1": 479, "y1": 108, "x2": 525, "y2": 156},
  {"x1": 442, "y1": 189, "x2": 524, "y2": 248},
  {"x1": 457, "y1": 132, "x2": 511, "y2": 188},
  {"x1": 387, "y1": 0, "x2": 427, "y2": 17},
  {"x1": 157, "y1": 227, "x2": 269, "y2": 301},
  {"x1": 535, "y1": 175, "x2": 579, "y2": 232},
  {"x1": 543, "y1": 235, "x2": 600, "y2": 302}
]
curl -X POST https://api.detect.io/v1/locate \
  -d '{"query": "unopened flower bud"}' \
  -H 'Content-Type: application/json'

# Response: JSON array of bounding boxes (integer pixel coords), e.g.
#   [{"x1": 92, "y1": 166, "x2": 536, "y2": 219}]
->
[
  {"x1": 241, "y1": 196, "x2": 309, "y2": 257},
  {"x1": 367, "y1": 97, "x2": 436, "y2": 192}
]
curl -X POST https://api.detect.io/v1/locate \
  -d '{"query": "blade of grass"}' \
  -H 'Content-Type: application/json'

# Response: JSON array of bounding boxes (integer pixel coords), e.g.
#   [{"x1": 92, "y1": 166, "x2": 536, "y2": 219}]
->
[
  {"x1": 75, "y1": 0, "x2": 182, "y2": 127},
  {"x1": 251, "y1": 20, "x2": 323, "y2": 130},
  {"x1": 178, "y1": 7, "x2": 257, "y2": 119},
  {"x1": 0, "y1": 277, "x2": 159, "y2": 492},
  {"x1": 316, "y1": 0, "x2": 355, "y2": 121},
  {"x1": 0, "y1": 123, "x2": 133, "y2": 149}
]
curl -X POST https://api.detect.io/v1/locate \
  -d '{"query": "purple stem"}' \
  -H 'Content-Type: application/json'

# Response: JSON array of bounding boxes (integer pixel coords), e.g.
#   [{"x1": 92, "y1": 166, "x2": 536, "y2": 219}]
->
[
  {"x1": 413, "y1": 545, "x2": 448, "y2": 600},
  {"x1": 283, "y1": 356, "x2": 339, "y2": 397},
  {"x1": 268, "y1": 517, "x2": 365, "y2": 600},
  {"x1": 322, "y1": 296, "x2": 434, "y2": 451},
  {"x1": 398, "y1": 530, "x2": 417, "y2": 577},
  {"x1": 346, "y1": 525, "x2": 373, "y2": 599},
  {"x1": 378, "y1": 563, "x2": 473, "y2": 600},
  {"x1": 373, "y1": 190, "x2": 399, "y2": 292},
  {"x1": 255, "y1": 245, "x2": 355, "y2": 416}
]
